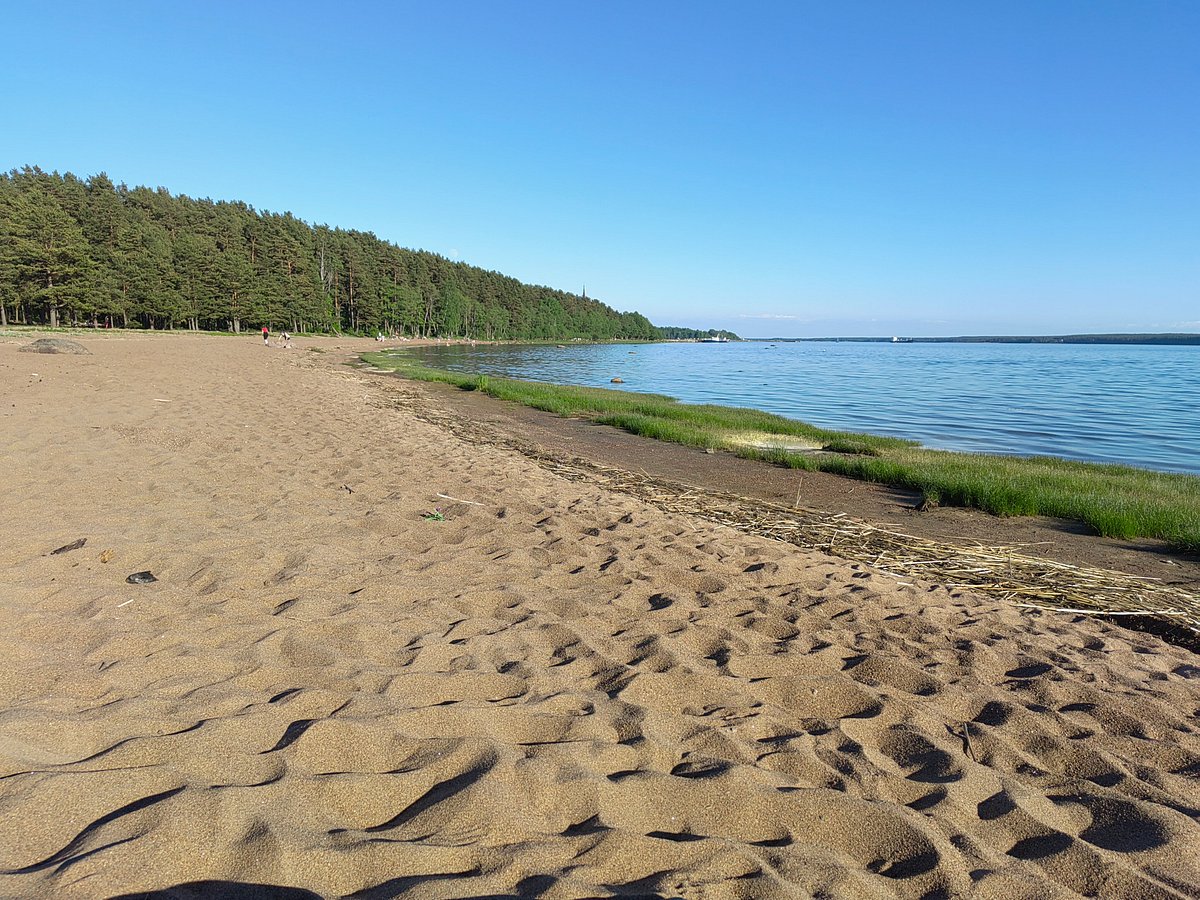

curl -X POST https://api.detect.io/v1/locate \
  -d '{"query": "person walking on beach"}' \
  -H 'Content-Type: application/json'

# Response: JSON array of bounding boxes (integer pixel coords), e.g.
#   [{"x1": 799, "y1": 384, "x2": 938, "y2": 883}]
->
[{"x1": 262, "y1": 325, "x2": 269, "y2": 346}]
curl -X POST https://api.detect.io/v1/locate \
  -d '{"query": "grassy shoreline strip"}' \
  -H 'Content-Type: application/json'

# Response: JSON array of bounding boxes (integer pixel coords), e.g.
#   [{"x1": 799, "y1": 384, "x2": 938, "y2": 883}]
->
[{"x1": 362, "y1": 351, "x2": 1200, "y2": 551}]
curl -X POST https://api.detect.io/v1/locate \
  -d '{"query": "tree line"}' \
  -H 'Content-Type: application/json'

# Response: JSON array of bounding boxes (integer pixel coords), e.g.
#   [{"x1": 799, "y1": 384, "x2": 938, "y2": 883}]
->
[
  {"x1": 657, "y1": 326, "x2": 742, "y2": 340},
  {"x1": 0, "y1": 166, "x2": 662, "y2": 340}
]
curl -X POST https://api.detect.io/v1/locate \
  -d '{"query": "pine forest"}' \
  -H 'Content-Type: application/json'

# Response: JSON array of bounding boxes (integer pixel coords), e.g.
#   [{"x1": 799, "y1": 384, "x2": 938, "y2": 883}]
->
[{"x1": 0, "y1": 166, "x2": 664, "y2": 341}]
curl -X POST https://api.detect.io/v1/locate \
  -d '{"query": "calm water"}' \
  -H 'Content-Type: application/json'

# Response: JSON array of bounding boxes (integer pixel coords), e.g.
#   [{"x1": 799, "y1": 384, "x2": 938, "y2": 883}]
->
[{"x1": 405, "y1": 341, "x2": 1200, "y2": 475}]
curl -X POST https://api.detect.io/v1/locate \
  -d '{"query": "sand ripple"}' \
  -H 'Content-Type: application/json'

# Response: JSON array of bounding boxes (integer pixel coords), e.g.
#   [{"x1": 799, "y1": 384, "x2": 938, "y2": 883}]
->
[{"x1": 1, "y1": 335, "x2": 1197, "y2": 899}]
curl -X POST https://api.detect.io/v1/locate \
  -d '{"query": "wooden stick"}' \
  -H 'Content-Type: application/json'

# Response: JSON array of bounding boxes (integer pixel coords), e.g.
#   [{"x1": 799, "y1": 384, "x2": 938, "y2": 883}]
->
[{"x1": 436, "y1": 492, "x2": 483, "y2": 506}]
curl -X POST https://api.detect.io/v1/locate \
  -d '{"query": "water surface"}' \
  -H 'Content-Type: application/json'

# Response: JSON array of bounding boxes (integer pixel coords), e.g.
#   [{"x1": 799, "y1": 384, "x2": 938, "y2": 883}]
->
[{"x1": 404, "y1": 341, "x2": 1200, "y2": 475}]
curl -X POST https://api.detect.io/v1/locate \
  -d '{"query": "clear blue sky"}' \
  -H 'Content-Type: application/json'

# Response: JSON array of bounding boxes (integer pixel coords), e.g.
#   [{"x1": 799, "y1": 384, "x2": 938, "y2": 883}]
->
[{"x1": 3, "y1": 1, "x2": 1197, "y2": 336}]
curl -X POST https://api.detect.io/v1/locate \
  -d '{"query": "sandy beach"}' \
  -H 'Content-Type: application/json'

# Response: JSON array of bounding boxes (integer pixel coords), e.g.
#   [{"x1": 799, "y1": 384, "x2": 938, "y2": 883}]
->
[{"x1": 1, "y1": 332, "x2": 1198, "y2": 899}]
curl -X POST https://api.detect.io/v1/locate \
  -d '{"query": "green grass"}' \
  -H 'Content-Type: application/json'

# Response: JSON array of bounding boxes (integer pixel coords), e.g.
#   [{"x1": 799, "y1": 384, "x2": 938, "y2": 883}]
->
[{"x1": 363, "y1": 351, "x2": 1200, "y2": 551}]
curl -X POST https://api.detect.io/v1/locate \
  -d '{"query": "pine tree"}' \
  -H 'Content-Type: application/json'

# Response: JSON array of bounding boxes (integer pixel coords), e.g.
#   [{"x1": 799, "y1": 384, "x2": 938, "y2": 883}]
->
[{"x1": 3, "y1": 169, "x2": 90, "y2": 327}]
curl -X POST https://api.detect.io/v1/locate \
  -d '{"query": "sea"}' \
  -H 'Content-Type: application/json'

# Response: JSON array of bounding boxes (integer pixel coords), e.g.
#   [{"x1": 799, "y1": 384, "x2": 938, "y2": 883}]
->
[{"x1": 405, "y1": 340, "x2": 1200, "y2": 476}]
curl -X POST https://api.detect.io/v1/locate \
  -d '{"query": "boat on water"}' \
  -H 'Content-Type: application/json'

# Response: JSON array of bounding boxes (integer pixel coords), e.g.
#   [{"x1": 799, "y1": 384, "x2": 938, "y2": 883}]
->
[
  {"x1": 699, "y1": 335, "x2": 729, "y2": 343},
  {"x1": 891, "y1": 336, "x2": 912, "y2": 343}
]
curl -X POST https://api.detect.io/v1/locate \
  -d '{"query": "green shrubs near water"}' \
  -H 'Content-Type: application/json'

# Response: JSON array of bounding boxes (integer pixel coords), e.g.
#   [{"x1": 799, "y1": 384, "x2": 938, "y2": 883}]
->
[{"x1": 363, "y1": 352, "x2": 1200, "y2": 551}]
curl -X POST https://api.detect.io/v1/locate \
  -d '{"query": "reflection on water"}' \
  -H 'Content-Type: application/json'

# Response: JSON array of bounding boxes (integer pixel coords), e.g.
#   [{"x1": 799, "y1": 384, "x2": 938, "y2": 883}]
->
[{"x1": 403, "y1": 341, "x2": 1200, "y2": 475}]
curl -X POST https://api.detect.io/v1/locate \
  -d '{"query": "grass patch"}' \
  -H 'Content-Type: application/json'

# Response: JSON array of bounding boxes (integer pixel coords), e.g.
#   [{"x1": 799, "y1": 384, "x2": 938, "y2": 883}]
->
[{"x1": 364, "y1": 351, "x2": 1200, "y2": 551}]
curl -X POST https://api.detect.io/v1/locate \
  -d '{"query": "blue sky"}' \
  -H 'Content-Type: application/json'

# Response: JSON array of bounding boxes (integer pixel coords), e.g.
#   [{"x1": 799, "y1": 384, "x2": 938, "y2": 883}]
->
[{"x1": 3, "y1": 1, "x2": 1197, "y2": 336}]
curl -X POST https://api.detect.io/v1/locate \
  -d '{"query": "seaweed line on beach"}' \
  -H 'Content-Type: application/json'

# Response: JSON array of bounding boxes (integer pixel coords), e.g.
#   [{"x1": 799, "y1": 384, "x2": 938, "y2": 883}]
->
[{"x1": 370, "y1": 374, "x2": 1200, "y2": 646}]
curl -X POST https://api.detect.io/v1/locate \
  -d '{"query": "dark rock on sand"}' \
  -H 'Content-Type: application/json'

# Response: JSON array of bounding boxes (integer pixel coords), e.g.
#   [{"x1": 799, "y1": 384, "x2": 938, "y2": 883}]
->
[
  {"x1": 126, "y1": 570, "x2": 158, "y2": 584},
  {"x1": 20, "y1": 338, "x2": 90, "y2": 355},
  {"x1": 50, "y1": 538, "x2": 87, "y2": 555}
]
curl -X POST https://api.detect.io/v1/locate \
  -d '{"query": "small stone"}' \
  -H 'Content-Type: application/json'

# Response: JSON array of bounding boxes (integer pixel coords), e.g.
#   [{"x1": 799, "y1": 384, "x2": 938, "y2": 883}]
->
[
  {"x1": 126, "y1": 570, "x2": 158, "y2": 584},
  {"x1": 610, "y1": 377, "x2": 624, "y2": 383}
]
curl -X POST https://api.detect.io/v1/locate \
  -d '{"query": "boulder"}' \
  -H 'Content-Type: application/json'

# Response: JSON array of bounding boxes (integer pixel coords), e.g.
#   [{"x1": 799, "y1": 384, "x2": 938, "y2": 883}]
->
[
  {"x1": 610, "y1": 377, "x2": 624, "y2": 383},
  {"x1": 20, "y1": 338, "x2": 90, "y2": 355}
]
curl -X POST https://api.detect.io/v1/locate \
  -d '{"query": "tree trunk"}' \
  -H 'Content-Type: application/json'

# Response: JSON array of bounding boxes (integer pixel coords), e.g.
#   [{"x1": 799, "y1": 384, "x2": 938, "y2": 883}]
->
[
  {"x1": 46, "y1": 272, "x2": 58, "y2": 328},
  {"x1": 0, "y1": 303, "x2": 6, "y2": 327}
]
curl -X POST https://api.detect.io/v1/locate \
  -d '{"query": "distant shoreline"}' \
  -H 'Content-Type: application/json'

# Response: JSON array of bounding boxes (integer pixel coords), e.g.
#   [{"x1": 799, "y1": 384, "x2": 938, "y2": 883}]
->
[{"x1": 749, "y1": 333, "x2": 1200, "y2": 345}]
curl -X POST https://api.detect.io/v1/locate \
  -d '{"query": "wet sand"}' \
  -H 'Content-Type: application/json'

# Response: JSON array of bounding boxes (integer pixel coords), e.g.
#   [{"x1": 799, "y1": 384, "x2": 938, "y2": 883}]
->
[{"x1": 1, "y1": 332, "x2": 1198, "y2": 899}]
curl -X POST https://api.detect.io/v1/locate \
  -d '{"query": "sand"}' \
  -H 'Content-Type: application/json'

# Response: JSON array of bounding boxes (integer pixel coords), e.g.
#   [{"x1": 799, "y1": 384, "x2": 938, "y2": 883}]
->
[{"x1": 0, "y1": 332, "x2": 1197, "y2": 900}]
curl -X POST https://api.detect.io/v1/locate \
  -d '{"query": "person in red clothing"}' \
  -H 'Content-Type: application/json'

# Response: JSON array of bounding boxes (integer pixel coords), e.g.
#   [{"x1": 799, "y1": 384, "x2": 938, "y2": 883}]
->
[{"x1": 262, "y1": 325, "x2": 269, "y2": 346}]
